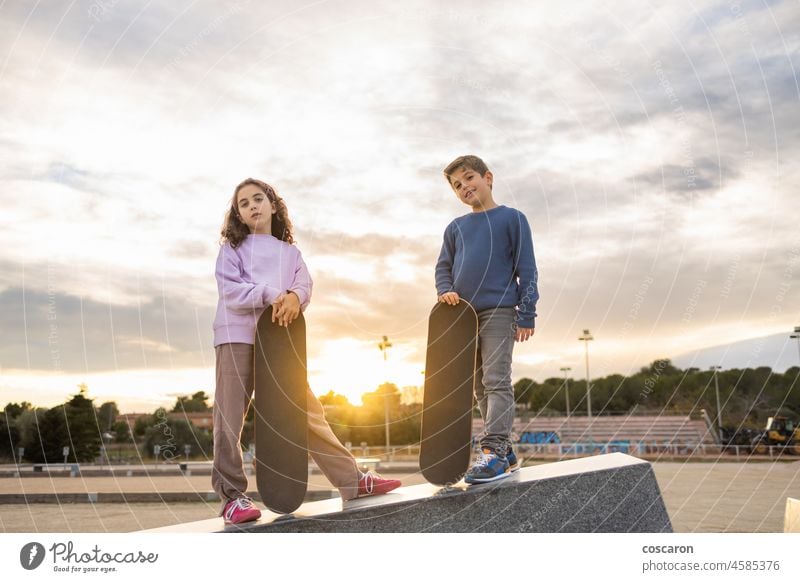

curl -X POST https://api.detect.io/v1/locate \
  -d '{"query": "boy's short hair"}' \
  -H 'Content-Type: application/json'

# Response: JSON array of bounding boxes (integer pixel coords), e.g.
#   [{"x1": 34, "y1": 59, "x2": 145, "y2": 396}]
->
[{"x1": 443, "y1": 155, "x2": 490, "y2": 187}]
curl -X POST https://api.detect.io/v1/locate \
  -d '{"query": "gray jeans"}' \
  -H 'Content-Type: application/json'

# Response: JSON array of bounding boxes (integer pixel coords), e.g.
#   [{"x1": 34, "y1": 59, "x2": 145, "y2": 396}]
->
[{"x1": 474, "y1": 307, "x2": 516, "y2": 456}]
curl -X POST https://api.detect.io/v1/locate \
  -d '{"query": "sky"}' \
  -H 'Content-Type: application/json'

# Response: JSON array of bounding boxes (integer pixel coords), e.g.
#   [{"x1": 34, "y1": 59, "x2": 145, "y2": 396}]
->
[{"x1": 0, "y1": 0, "x2": 798, "y2": 412}]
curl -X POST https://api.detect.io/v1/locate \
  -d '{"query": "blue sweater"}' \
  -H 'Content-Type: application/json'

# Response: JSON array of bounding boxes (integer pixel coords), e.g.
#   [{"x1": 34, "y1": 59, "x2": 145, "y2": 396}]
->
[{"x1": 435, "y1": 205, "x2": 539, "y2": 328}]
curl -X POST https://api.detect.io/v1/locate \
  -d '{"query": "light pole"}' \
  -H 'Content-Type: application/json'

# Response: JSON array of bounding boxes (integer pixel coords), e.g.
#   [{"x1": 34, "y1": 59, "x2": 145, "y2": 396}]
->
[
  {"x1": 791, "y1": 326, "x2": 800, "y2": 365},
  {"x1": 378, "y1": 335, "x2": 392, "y2": 458},
  {"x1": 710, "y1": 366, "x2": 723, "y2": 444},
  {"x1": 560, "y1": 366, "x2": 572, "y2": 429},
  {"x1": 578, "y1": 329, "x2": 594, "y2": 442}
]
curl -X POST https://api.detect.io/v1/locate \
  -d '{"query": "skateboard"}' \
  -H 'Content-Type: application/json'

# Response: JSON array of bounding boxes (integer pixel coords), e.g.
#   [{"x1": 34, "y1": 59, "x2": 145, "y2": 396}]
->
[
  {"x1": 420, "y1": 300, "x2": 479, "y2": 486},
  {"x1": 253, "y1": 306, "x2": 308, "y2": 514}
]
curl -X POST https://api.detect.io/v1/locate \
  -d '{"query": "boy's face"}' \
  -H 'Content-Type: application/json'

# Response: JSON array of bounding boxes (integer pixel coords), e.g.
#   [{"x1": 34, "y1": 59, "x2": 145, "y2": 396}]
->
[{"x1": 448, "y1": 166, "x2": 494, "y2": 209}]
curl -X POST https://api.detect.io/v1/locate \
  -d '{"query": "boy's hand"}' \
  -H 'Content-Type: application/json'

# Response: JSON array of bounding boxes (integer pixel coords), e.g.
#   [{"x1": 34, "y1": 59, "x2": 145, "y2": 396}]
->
[
  {"x1": 515, "y1": 327, "x2": 535, "y2": 342},
  {"x1": 272, "y1": 292, "x2": 300, "y2": 327},
  {"x1": 438, "y1": 292, "x2": 461, "y2": 305}
]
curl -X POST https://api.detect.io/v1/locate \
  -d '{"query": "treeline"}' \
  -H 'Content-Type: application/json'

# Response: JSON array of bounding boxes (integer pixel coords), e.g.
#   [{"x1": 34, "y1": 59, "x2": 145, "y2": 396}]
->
[
  {"x1": 2, "y1": 361, "x2": 798, "y2": 463},
  {"x1": 513, "y1": 360, "x2": 800, "y2": 429},
  {"x1": 1, "y1": 387, "x2": 103, "y2": 464},
  {"x1": 0, "y1": 385, "x2": 214, "y2": 463},
  {"x1": 0, "y1": 383, "x2": 421, "y2": 463},
  {"x1": 320, "y1": 383, "x2": 421, "y2": 447}
]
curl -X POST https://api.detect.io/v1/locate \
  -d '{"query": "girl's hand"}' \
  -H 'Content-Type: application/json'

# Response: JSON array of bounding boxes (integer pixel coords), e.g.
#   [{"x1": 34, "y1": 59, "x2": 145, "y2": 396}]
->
[
  {"x1": 271, "y1": 294, "x2": 284, "y2": 323},
  {"x1": 272, "y1": 292, "x2": 300, "y2": 327}
]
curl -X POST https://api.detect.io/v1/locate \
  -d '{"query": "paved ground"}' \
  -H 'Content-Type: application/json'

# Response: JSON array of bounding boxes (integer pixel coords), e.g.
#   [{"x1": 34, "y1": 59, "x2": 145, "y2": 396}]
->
[
  {"x1": 1, "y1": 461, "x2": 797, "y2": 532},
  {"x1": 653, "y1": 461, "x2": 798, "y2": 532}
]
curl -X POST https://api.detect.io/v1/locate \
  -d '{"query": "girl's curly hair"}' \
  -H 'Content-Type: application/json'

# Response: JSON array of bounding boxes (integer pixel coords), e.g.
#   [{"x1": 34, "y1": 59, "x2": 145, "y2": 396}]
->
[{"x1": 220, "y1": 178, "x2": 294, "y2": 248}]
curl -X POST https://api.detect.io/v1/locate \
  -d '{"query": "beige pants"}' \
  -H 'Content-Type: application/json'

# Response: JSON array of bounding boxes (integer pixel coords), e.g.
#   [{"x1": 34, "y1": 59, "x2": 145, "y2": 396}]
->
[{"x1": 212, "y1": 343, "x2": 360, "y2": 511}]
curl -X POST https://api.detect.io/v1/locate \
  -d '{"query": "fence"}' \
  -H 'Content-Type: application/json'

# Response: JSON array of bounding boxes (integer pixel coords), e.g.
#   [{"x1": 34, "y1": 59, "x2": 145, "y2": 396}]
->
[{"x1": 516, "y1": 442, "x2": 799, "y2": 459}]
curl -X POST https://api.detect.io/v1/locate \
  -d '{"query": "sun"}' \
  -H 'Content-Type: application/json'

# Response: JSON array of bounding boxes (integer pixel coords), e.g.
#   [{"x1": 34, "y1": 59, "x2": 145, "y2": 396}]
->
[{"x1": 306, "y1": 337, "x2": 423, "y2": 404}]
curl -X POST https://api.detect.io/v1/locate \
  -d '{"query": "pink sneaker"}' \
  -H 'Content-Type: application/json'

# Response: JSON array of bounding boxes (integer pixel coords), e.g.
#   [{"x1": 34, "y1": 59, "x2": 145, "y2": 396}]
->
[
  {"x1": 357, "y1": 471, "x2": 401, "y2": 497},
  {"x1": 222, "y1": 496, "x2": 261, "y2": 525}
]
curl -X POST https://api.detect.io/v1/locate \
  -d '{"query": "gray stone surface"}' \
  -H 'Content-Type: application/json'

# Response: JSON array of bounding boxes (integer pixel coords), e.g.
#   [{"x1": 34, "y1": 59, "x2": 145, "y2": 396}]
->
[{"x1": 146, "y1": 453, "x2": 672, "y2": 533}]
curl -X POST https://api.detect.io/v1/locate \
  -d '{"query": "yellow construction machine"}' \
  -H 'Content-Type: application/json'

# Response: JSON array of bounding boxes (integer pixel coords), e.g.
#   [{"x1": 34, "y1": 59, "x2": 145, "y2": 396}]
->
[{"x1": 749, "y1": 416, "x2": 800, "y2": 454}]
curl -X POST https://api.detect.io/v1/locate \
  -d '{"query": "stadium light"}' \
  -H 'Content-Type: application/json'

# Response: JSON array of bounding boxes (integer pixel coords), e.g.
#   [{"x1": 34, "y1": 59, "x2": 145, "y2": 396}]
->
[
  {"x1": 578, "y1": 329, "x2": 594, "y2": 443},
  {"x1": 710, "y1": 366, "x2": 723, "y2": 444},
  {"x1": 560, "y1": 366, "x2": 572, "y2": 427},
  {"x1": 790, "y1": 326, "x2": 800, "y2": 366}
]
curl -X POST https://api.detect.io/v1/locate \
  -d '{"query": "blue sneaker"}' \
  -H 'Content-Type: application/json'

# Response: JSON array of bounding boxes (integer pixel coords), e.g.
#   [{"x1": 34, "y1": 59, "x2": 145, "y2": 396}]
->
[
  {"x1": 464, "y1": 448, "x2": 511, "y2": 484},
  {"x1": 506, "y1": 447, "x2": 520, "y2": 472}
]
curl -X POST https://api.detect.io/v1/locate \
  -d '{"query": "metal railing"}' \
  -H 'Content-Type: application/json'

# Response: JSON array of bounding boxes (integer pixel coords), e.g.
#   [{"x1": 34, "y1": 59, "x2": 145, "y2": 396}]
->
[{"x1": 515, "y1": 442, "x2": 799, "y2": 459}]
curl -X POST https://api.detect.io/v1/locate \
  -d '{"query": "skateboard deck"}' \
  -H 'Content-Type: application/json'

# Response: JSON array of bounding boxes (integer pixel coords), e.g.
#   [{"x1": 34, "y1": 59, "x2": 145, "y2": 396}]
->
[
  {"x1": 253, "y1": 307, "x2": 308, "y2": 514},
  {"x1": 420, "y1": 300, "x2": 479, "y2": 486}
]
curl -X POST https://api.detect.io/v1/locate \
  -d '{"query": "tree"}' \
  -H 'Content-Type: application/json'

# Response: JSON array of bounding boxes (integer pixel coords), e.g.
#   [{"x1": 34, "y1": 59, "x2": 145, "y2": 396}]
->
[
  {"x1": 320, "y1": 397, "x2": 355, "y2": 445},
  {"x1": 134, "y1": 408, "x2": 167, "y2": 438},
  {"x1": 0, "y1": 417, "x2": 20, "y2": 461},
  {"x1": 17, "y1": 408, "x2": 47, "y2": 461},
  {"x1": 97, "y1": 402, "x2": 119, "y2": 432},
  {"x1": 22, "y1": 387, "x2": 102, "y2": 463},
  {"x1": 26, "y1": 406, "x2": 67, "y2": 463},
  {"x1": 62, "y1": 389, "x2": 102, "y2": 462},
  {"x1": 112, "y1": 421, "x2": 132, "y2": 443},
  {"x1": 529, "y1": 380, "x2": 558, "y2": 413},
  {"x1": 387, "y1": 402, "x2": 422, "y2": 445},
  {"x1": 4, "y1": 402, "x2": 32, "y2": 420},
  {"x1": 781, "y1": 367, "x2": 800, "y2": 416},
  {"x1": 0, "y1": 402, "x2": 30, "y2": 461},
  {"x1": 401, "y1": 386, "x2": 423, "y2": 405},
  {"x1": 361, "y1": 383, "x2": 401, "y2": 411},
  {"x1": 141, "y1": 414, "x2": 212, "y2": 460},
  {"x1": 354, "y1": 384, "x2": 402, "y2": 446},
  {"x1": 172, "y1": 391, "x2": 210, "y2": 413},
  {"x1": 639, "y1": 359, "x2": 680, "y2": 377},
  {"x1": 319, "y1": 391, "x2": 351, "y2": 407},
  {"x1": 514, "y1": 378, "x2": 536, "y2": 410}
]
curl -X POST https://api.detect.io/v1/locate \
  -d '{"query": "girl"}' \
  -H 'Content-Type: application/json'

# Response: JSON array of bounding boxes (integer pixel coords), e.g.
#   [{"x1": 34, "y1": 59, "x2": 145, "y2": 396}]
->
[{"x1": 212, "y1": 178, "x2": 400, "y2": 525}]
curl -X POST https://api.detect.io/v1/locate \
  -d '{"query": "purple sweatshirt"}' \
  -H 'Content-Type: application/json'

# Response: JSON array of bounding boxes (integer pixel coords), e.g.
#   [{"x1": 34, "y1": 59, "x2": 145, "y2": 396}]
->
[{"x1": 213, "y1": 234, "x2": 312, "y2": 347}]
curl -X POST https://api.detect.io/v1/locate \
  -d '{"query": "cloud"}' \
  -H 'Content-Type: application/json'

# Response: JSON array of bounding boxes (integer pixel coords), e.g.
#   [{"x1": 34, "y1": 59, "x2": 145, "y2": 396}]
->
[
  {"x1": 632, "y1": 158, "x2": 733, "y2": 196},
  {"x1": 0, "y1": 286, "x2": 214, "y2": 373},
  {"x1": 0, "y1": 0, "x2": 798, "y2": 408}
]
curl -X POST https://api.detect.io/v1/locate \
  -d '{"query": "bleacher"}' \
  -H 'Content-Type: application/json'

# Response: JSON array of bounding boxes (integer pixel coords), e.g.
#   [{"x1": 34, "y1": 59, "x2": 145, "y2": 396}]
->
[{"x1": 473, "y1": 414, "x2": 715, "y2": 446}]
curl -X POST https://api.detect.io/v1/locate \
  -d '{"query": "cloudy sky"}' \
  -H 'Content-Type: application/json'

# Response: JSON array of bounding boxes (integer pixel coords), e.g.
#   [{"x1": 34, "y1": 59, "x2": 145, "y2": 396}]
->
[{"x1": 1, "y1": 0, "x2": 798, "y2": 412}]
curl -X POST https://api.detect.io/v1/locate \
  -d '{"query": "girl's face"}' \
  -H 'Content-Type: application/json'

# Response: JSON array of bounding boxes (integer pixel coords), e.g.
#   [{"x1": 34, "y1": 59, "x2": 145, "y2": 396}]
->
[{"x1": 236, "y1": 183, "x2": 276, "y2": 234}]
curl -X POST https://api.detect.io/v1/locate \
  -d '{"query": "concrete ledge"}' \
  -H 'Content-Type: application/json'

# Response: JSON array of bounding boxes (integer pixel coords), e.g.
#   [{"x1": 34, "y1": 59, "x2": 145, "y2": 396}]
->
[{"x1": 145, "y1": 453, "x2": 672, "y2": 533}]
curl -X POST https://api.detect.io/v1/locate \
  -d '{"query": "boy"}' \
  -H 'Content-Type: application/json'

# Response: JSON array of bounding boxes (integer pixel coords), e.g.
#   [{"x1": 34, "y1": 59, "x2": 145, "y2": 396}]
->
[{"x1": 435, "y1": 155, "x2": 538, "y2": 483}]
